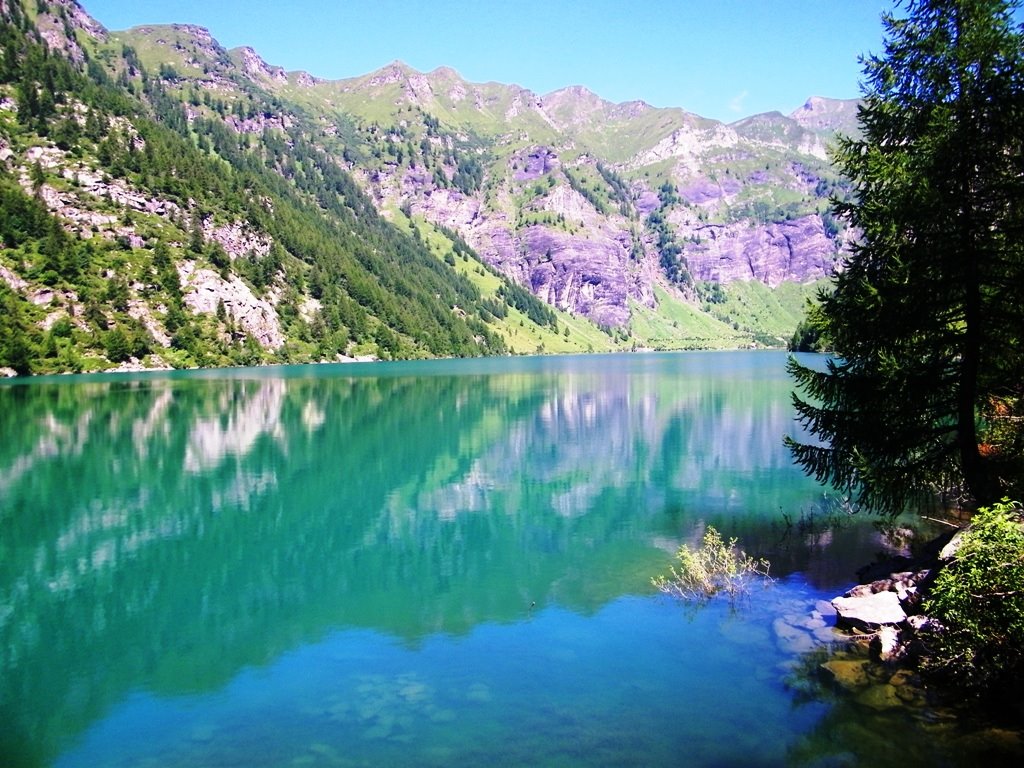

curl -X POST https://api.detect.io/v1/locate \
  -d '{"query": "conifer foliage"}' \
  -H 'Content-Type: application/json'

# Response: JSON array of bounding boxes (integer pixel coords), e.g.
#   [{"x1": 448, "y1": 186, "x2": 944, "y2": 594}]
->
[{"x1": 787, "y1": 0, "x2": 1024, "y2": 513}]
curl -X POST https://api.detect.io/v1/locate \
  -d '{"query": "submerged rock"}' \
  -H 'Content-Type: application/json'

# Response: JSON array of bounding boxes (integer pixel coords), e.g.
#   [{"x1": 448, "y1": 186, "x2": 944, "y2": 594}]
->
[
  {"x1": 774, "y1": 617, "x2": 817, "y2": 654},
  {"x1": 820, "y1": 659, "x2": 870, "y2": 691},
  {"x1": 856, "y1": 683, "x2": 903, "y2": 710}
]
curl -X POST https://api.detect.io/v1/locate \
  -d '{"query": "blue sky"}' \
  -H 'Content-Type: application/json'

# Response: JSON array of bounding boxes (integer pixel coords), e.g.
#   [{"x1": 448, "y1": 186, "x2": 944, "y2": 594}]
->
[{"x1": 80, "y1": 1, "x2": 897, "y2": 122}]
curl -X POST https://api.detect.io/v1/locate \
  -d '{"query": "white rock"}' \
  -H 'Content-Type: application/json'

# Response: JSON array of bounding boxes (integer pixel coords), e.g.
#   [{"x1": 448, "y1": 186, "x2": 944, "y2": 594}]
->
[{"x1": 832, "y1": 591, "x2": 907, "y2": 630}]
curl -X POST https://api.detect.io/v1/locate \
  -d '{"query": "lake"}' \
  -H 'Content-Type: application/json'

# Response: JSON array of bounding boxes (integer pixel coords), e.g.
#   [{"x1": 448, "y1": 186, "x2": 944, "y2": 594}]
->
[{"x1": 0, "y1": 351, "x2": 997, "y2": 766}]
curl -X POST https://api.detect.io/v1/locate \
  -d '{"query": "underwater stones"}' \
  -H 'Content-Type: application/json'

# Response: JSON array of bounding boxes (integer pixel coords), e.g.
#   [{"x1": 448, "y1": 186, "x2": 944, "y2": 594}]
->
[
  {"x1": 820, "y1": 652, "x2": 931, "y2": 713},
  {"x1": 856, "y1": 683, "x2": 903, "y2": 710},
  {"x1": 400, "y1": 681, "x2": 428, "y2": 702},
  {"x1": 889, "y1": 670, "x2": 927, "y2": 705},
  {"x1": 774, "y1": 617, "x2": 818, "y2": 654},
  {"x1": 812, "y1": 624, "x2": 842, "y2": 643},
  {"x1": 819, "y1": 659, "x2": 870, "y2": 691},
  {"x1": 832, "y1": 590, "x2": 906, "y2": 631},
  {"x1": 814, "y1": 599, "x2": 837, "y2": 617},
  {"x1": 771, "y1": 599, "x2": 848, "y2": 656}
]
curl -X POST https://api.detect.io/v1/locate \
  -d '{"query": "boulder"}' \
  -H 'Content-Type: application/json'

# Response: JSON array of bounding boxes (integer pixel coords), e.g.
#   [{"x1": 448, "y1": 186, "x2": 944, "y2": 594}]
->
[
  {"x1": 819, "y1": 659, "x2": 870, "y2": 691},
  {"x1": 856, "y1": 683, "x2": 903, "y2": 710},
  {"x1": 939, "y1": 528, "x2": 969, "y2": 561},
  {"x1": 773, "y1": 617, "x2": 817, "y2": 654},
  {"x1": 832, "y1": 591, "x2": 907, "y2": 631},
  {"x1": 870, "y1": 626, "x2": 903, "y2": 662}
]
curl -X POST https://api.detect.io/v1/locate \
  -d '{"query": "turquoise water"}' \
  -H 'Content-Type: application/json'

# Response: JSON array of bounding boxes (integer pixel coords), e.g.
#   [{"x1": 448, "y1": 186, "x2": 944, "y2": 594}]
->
[{"x1": 0, "y1": 352, "x2": 983, "y2": 766}]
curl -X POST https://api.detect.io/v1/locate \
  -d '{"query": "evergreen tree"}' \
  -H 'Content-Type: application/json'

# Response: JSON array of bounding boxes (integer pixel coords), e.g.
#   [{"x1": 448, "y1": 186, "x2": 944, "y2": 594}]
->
[
  {"x1": 787, "y1": 0, "x2": 1024, "y2": 514},
  {"x1": 0, "y1": 283, "x2": 34, "y2": 374}
]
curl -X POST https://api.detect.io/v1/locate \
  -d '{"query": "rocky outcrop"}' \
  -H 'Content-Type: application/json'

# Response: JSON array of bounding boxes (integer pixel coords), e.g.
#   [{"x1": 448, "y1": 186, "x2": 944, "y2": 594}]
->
[
  {"x1": 15, "y1": 142, "x2": 185, "y2": 244},
  {"x1": 629, "y1": 120, "x2": 739, "y2": 174},
  {"x1": 512, "y1": 147, "x2": 560, "y2": 181},
  {"x1": 203, "y1": 219, "x2": 272, "y2": 261},
  {"x1": 821, "y1": 524, "x2": 966, "y2": 672},
  {"x1": 33, "y1": 0, "x2": 107, "y2": 64},
  {"x1": 294, "y1": 71, "x2": 320, "y2": 88},
  {"x1": 223, "y1": 112, "x2": 292, "y2": 135},
  {"x1": 234, "y1": 46, "x2": 287, "y2": 84},
  {"x1": 789, "y1": 96, "x2": 861, "y2": 137},
  {"x1": 522, "y1": 226, "x2": 632, "y2": 327},
  {"x1": 178, "y1": 262, "x2": 284, "y2": 349},
  {"x1": 673, "y1": 214, "x2": 843, "y2": 286},
  {"x1": 0, "y1": 263, "x2": 28, "y2": 292},
  {"x1": 401, "y1": 159, "x2": 656, "y2": 326}
]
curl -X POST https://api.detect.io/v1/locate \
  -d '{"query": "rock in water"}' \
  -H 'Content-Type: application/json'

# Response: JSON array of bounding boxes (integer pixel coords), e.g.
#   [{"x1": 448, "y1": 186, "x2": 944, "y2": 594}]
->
[
  {"x1": 870, "y1": 625, "x2": 903, "y2": 662},
  {"x1": 832, "y1": 591, "x2": 907, "y2": 631}
]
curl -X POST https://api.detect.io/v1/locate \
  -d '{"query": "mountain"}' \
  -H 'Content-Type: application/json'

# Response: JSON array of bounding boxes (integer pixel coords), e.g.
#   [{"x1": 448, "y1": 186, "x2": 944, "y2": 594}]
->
[{"x1": 0, "y1": 0, "x2": 857, "y2": 375}]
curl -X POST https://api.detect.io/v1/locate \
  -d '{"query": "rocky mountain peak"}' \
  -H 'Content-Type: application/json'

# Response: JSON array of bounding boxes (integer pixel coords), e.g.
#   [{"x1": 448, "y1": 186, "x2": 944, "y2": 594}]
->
[
  {"x1": 789, "y1": 96, "x2": 860, "y2": 135},
  {"x1": 367, "y1": 60, "x2": 415, "y2": 85},
  {"x1": 32, "y1": 0, "x2": 107, "y2": 63},
  {"x1": 126, "y1": 22, "x2": 230, "y2": 73},
  {"x1": 233, "y1": 45, "x2": 287, "y2": 83},
  {"x1": 428, "y1": 65, "x2": 463, "y2": 81},
  {"x1": 0, "y1": 0, "x2": 859, "y2": 373},
  {"x1": 541, "y1": 85, "x2": 613, "y2": 119}
]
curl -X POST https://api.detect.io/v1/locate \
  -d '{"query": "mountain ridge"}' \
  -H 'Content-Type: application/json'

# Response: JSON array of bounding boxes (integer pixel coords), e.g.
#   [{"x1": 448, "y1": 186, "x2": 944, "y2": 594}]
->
[{"x1": 0, "y1": 0, "x2": 855, "y2": 375}]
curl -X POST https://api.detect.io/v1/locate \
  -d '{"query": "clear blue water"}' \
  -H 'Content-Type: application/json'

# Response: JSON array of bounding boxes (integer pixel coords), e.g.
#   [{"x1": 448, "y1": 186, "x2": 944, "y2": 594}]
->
[{"x1": 0, "y1": 351, "x2": 987, "y2": 766}]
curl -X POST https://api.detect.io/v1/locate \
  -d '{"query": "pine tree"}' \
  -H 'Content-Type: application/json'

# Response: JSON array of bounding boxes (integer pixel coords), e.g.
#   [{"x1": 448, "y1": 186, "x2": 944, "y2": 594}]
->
[{"x1": 787, "y1": 0, "x2": 1024, "y2": 514}]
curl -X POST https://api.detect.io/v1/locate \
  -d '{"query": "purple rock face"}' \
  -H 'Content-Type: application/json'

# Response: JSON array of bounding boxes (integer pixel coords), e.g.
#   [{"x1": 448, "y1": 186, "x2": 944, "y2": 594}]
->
[
  {"x1": 633, "y1": 188, "x2": 661, "y2": 217},
  {"x1": 679, "y1": 176, "x2": 742, "y2": 205},
  {"x1": 680, "y1": 215, "x2": 840, "y2": 286},
  {"x1": 523, "y1": 226, "x2": 630, "y2": 327},
  {"x1": 513, "y1": 147, "x2": 560, "y2": 181}
]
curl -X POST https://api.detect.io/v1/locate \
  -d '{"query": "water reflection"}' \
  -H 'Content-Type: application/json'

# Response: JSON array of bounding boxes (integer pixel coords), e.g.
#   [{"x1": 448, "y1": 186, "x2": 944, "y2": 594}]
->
[{"x1": 0, "y1": 352, "x2": 913, "y2": 766}]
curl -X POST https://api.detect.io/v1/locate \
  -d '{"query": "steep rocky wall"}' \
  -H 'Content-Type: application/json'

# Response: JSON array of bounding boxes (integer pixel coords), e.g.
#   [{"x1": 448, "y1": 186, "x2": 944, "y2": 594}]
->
[
  {"x1": 405, "y1": 166, "x2": 655, "y2": 327},
  {"x1": 673, "y1": 215, "x2": 843, "y2": 286},
  {"x1": 177, "y1": 263, "x2": 284, "y2": 349}
]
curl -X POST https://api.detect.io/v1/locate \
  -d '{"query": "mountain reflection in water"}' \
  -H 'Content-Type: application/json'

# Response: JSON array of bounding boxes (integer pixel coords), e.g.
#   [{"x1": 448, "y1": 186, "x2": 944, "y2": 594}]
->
[{"x1": 0, "y1": 352, "x2": 926, "y2": 767}]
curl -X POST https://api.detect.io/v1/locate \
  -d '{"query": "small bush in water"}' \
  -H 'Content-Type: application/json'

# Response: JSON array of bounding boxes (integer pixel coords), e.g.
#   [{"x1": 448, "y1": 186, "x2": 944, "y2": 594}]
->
[{"x1": 652, "y1": 526, "x2": 772, "y2": 602}]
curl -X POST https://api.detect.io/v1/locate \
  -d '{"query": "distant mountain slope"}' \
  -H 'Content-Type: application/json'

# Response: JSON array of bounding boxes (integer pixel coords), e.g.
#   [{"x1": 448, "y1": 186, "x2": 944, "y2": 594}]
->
[{"x1": 0, "y1": 0, "x2": 857, "y2": 375}]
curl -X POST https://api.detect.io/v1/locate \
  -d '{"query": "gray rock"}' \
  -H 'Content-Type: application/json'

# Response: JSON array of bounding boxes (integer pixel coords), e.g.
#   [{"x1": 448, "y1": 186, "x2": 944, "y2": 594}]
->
[
  {"x1": 844, "y1": 583, "x2": 875, "y2": 598},
  {"x1": 815, "y1": 599, "x2": 837, "y2": 617},
  {"x1": 178, "y1": 262, "x2": 284, "y2": 349},
  {"x1": 939, "y1": 529, "x2": 969, "y2": 561},
  {"x1": 870, "y1": 625, "x2": 903, "y2": 662},
  {"x1": 832, "y1": 591, "x2": 907, "y2": 631},
  {"x1": 773, "y1": 617, "x2": 817, "y2": 654}
]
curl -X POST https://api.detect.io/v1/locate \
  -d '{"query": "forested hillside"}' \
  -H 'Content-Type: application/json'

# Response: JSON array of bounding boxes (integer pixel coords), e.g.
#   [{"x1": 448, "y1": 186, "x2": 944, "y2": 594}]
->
[{"x1": 0, "y1": 0, "x2": 852, "y2": 375}]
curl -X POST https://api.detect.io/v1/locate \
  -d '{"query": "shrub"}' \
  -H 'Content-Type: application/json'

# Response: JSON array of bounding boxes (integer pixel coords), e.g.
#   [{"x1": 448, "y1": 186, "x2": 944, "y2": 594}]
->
[
  {"x1": 923, "y1": 499, "x2": 1024, "y2": 701},
  {"x1": 652, "y1": 526, "x2": 772, "y2": 602}
]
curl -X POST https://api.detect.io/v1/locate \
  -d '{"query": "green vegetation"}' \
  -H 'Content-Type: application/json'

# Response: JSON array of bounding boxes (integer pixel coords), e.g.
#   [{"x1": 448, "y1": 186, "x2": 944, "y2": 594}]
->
[
  {"x1": 652, "y1": 526, "x2": 772, "y2": 602},
  {"x1": 923, "y1": 499, "x2": 1024, "y2": 702},
  {"x1": 629, "y1": 287, "x2": 747, "y2": 350},
  {"x1": 787, "y1": 0, "x2": 1024, "y2": 514},
  {"x1": 787, "y1": 317, "x2": 825, "y2": 353}
]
